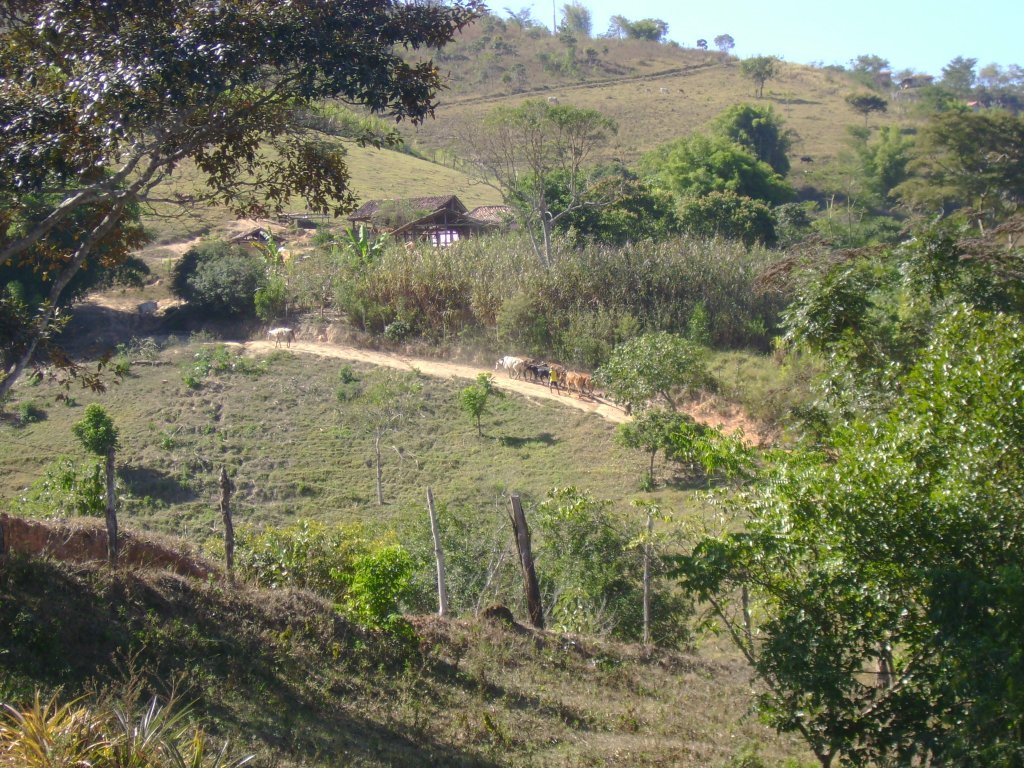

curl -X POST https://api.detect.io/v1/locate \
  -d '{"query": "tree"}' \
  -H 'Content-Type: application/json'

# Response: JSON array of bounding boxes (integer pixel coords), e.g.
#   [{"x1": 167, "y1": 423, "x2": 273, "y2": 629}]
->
[
  {"x1": 615, "y1": 408, "x2": 696, "y2": 487},
  {"x1": 559, "y1": 2, "x2": 592, "y2": 37},
  {"x1": 545, "y1": 165, "x2": 680, "y2": 245},
  {"x1": 0, "y1": 0, "x2": 481, "y2": 401},
  {"x1": 696, "y1": 39, "x2": 708, "y2": 51},
  {"x1": 606, "y1": 15, "x2": 631, "y2": 39},
  {"x1": 462, "y1": 100, "x2": 619, "y2": 264},
  {"x1": 714, "y1": 34, "x2": 735, "y2": 54},
  {"x1": 642, "y1": 134, "x2": 792, "y2": 206},
  {"x1": 358, "y1": 371, "x2": 424, "y2": 505},
  {"x1": 849, "y1": 54, "x2": 891, "y2": 90},
  {"x1": 896, "y1": 110, "x2": 1024, "y2": 226},
  {"x1": 676, "y1": 307, "x2": 1024, "y2": 767},
  {"x1": 941, "y1": 55, "x2": 979, "y2": 97},
  {"x1": 596, "y1": 332, "x2": 710, "y2": 412},
  {"x1": 677, "y1": 191, "x2": 778, "y2": 246},
  {"x1": 712, "y1": 103, "x2": 794, "y2": 175},
  {"x1": 72, "y1": 405, "x2": 119, "y2": 564},
  {"x1": 740, "y1": 55, "x2": 780, "y2": 98},
  {"x1": 170, "y1": 241, "x2": 267, "y2": 318},
  {"x1": 624, "y1": 19, "x2": 669, "y2": 43},
  {"x1": 459, "y1": 373, "x2": 501, "y2": 436},
  {"x1": 845, "y1": 93, "x2": 888, "y2": 126}
]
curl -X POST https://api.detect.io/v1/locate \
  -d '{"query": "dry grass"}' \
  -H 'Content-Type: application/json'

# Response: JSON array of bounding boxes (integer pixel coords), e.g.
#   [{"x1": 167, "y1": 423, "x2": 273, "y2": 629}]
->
[{"x1": 0, "y1": 553, "x2": 813, "y2": 767}]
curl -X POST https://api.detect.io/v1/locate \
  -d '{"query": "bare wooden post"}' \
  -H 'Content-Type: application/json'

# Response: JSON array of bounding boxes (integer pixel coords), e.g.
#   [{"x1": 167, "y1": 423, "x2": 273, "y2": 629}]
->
[
  {"x1": 220, "y1": 467, "x2": 235, "y2": 578},
  {"x1": 508, "y1": 494, "x2": 544, "y2": 630},
  {"x1": 642, "y1": 507, "x2": 654, "y2": 646},
  {"x1": 426, "y1": 487, "x2": 449, "y2": 617},
  {"x1": 105, "y1": 446, "x2": 118, "y2": 564}
]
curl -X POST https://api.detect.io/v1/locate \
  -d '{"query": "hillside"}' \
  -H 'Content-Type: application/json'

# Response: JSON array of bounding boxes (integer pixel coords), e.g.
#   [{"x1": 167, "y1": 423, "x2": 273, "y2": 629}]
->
[
  {"x1": 139, "y1": 18, "x2": 910, "y2": 244},
  {"x1": 401, "y1": 15, "x2": 911, "y2": 169},
  {"x1": 0, "y1": 533, "x2": 810, "y2": 768}
]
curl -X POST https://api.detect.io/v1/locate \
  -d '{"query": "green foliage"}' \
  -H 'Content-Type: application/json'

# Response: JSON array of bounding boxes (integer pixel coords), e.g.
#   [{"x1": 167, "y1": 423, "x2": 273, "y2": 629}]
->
[
  {"x1": 170, "y1": 241, "x2": 267, "y2": 318},
  {"x1": 534, "y1": 487, "x2": 689, "y2": 644},
  {"x1": 844, "y1": 92, "x2": 888, "y2": 125},
  {"x1": 596, "y1": 332, "x2": 711, "y2": 412},
  {"x1": 15, "y1": 400, "x2": 47, "y2": 425},
  {"x1": 254, "y1": 275, "x2": 288, "y2": 323},
  {"x1": 323, "y1": 231, "x2": 785, "y2": 353},
  {"x1": 0, "y1": 0, "x2": 480, "y2": 396},
  {"x1": 896, "y1": 110, "x2": 1024, "y2": 224},
  {"x1": 180, "y1": 345, "x2": 269, "y2": 390},
  {"x1": 616, "y1": 409, "x2": 697, "y2": 486},
  {"x1": 0, "y1": 690, "x2": 253, "y2": 768},
  {"x1": 941, "y1": 55, "x2": 978, "y2": 97},
  {"x1": 72, "y1": 404, "x2": 118, "y2": 457},
  {"x1": 559, "y1": 3, "x2": 592, "y2": 37},
  {"x1": 643, "y1": 134, "x2": 792, "y2": 206},
  {"x1": 714, "y1": 34, "x2": 735, "y2": 53},
  {"x1": 739, "y1": 56, "x2": 780, "y2": 98},
  {"x1": 346, "y1": 544, "x2": 416, "y2": 633},
  {"x1": 460, "y1": 373, "x2": 500, "y2": 436},
  {"x1": 546, "y1": 166, "x2": 681, "y2": 245},
  {"x1": 677, "y1": 191, "x2": 778, "y2": 247},
  {"x1": 13, "y1": 459, "x2": 105, "y2": 518},
  {"x1": 712, "y1": 103, "x2": 793, "y2": 176},
  {"x1": 677, "y1": 307, "x2": 1024, "y2": 767},
  {"x1": 467, "y1": 100, "x2": 618, "y2": 263},
  {"x1": 235, "y1": 519, "x2": 366, "y2": 603}
]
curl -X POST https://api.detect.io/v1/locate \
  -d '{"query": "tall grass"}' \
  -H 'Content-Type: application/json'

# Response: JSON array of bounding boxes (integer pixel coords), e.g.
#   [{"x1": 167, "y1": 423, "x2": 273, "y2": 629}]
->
[{"x1": 327, "y1": 232, "x2": 788, "y2": 366}]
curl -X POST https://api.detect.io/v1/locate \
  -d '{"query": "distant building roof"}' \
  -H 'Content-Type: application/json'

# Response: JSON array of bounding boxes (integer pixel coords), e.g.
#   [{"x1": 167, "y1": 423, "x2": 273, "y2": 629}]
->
[
  {"x1": 349, "y1": 195, "x2": 466, "y2": 221},
  {"x1": 468, "y1": 205, "x2": 515, "y2": 225}
]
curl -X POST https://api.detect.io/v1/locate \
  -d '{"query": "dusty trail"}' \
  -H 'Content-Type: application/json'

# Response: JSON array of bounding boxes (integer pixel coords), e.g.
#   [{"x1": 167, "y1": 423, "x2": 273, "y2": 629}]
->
[{"x1": 244, "y1": 339, "x2": 630, "y2": 424}]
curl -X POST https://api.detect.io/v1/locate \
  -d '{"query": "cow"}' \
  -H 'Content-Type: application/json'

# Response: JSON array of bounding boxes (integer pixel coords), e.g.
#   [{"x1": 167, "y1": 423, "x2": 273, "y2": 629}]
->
[
  {"x1": 563, "y1": 371, "x2": 594, "y2": 399},
  {"x1": 800, "y1": 155, "x2": 814, "y2": 164},
  {"x1": 268, "y1": 327, "x2": 295, "y2": 347},
  {"x1": 495, "y1": 355, "x2": 525, "y2": 379},
  {"x1": 137, "y1": 301, "x2": 158, "y2": 316}
]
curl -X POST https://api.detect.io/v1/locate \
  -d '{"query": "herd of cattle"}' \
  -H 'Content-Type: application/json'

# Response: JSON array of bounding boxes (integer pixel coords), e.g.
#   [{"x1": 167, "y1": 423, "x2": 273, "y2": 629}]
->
[{"x1": 495, "y1": 355, "x2": 595, "y2": 398}]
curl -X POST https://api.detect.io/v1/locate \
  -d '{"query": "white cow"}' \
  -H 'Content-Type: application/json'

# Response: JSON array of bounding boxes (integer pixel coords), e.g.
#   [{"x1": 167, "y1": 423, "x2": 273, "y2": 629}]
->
[
  {"x1": 268, "y1": 327, "x2": 295, "y2": 347},
  {"x1": 495, "y1": 355, "x2": 526, "y2": 379}
]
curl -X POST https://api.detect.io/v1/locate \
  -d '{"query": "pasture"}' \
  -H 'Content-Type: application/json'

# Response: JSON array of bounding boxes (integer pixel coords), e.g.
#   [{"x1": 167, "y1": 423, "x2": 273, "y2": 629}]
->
[{"x1": 0, "y1": 340, "x2": 715, "y2": 541}]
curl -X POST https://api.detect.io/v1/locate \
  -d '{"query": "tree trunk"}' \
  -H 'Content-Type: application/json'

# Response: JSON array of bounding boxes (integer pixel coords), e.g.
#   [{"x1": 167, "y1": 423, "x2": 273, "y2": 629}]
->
[
  {"x1": 0, "y1": 515, "x2": 7, "y2": 587},
  {"x1": 105, "y1": 446, "x2": 118, "y2": 565},
  {"x1": 642, "y1": 507, "x2": 654, "y2": 645},
  {"x1": 508, "y1": 493, "x2": 544, "y2": 629},
  {"x1": 742, "y1": 583, "x2": 753, "y2": 650},
  {"x1": 374, "y1": 433, "x2": 384, "y2": 505},
  {"x1": 220, "y1": 466, "x2": 235, "y2": 578},
  {"x1": 427, "y1": 487, "x2": 449, "y2": 617}
]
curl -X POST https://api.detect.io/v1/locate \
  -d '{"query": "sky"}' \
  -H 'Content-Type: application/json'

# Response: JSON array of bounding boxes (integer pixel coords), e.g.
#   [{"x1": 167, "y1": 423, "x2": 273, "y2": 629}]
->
[{"x1": 512, "y1": 0, "x2": 1023, "y2": 77}]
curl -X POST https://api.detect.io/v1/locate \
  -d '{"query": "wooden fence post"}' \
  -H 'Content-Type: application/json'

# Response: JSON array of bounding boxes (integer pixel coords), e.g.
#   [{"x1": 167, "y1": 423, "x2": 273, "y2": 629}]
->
[
  {"x1": 220, "y1": 467, "x2": 235, "y2": 579},
  {"x1": 426, "y1": 487, "x2": 449, "y2": 617},
  {"x1": 508, "y1": 493, "x2": 544, "y2": 630}
]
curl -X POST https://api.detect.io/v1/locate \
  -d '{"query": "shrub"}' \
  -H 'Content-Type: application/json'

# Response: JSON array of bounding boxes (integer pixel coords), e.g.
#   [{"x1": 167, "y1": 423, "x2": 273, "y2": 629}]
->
[
  {"x1": 16, "y1": 400, "x2": 46, "y2": 424},
  {"x1": 235, "y1": 519, "x2": 367, "y2": 602},
  {"x1": 13, "y1": 458, "x2": 105, "y2": 518},
  {"x1": 170, "y1": 240, "x2": 266, "y2": 317},
  {"x1": 345, "y1": 544, "x2": 416, "y2": 631}
]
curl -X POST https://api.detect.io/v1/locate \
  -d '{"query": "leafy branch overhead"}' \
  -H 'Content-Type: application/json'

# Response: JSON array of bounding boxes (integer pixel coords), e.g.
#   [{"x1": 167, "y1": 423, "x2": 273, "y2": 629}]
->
[{"x1": 0, "y1": 0, "x2": 482, "y2": 399}]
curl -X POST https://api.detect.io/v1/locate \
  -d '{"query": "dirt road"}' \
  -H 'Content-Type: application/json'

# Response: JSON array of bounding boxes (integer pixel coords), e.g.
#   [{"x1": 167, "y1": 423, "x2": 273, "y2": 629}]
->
[{"x1": 245, "y1": 339, "x2": 631, "y2": 424}]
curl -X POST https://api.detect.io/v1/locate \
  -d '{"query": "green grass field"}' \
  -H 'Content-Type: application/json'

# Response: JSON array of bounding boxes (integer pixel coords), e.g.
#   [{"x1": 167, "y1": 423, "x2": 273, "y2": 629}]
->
[{"x1": 1, "y1": 340, "x2": 718, "y2": 539}]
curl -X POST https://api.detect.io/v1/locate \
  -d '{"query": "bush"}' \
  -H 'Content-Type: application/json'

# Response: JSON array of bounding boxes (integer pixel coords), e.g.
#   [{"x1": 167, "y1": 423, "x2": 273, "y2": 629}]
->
[
  {"x1": 13, "y1": 458, "x2": 105, "y2": 518},
  {"x1": 346, "y1": 544, "x2": 416, "y2": 632},
  {"x1": 16, "y1": 400, "x2": 46, "y2": 424},
  {"x1": 170, "y1": 240, "x2": 266, "y2": 317},
  {"x1": 235, "y1": 519, "x2": 367, "y2": 602}
]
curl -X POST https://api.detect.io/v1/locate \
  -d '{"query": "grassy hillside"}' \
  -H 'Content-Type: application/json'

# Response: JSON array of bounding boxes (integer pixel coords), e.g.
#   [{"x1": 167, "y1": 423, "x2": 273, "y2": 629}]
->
[
  {"x1": 403, "y1": 16, "x2": 912, "y2": 169},
  {"x1": 0, "y1": 550, "x2": 811, "y2": 767},
  {"x1": 139, "y1": 17, "x2": 911, "y2": 247},
  {"x1": 1, "y1": 339, "x2": 713, "y2": 535}
]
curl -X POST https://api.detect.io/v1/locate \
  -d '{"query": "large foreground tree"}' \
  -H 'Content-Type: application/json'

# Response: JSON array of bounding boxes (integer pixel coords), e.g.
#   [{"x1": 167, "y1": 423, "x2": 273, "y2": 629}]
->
[{"x1": 0, "y1": 0, "x2": 480, "y2": 399}]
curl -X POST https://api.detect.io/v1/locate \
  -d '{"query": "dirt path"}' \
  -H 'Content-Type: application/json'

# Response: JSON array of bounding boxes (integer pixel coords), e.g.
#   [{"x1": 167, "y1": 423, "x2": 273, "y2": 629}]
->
[
  {"x1": 244, "y1": 340, "x2": 774, "y2": 444},
  {"x1": 245, "y1": 339, "x2": 631, "y2": 424}
]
